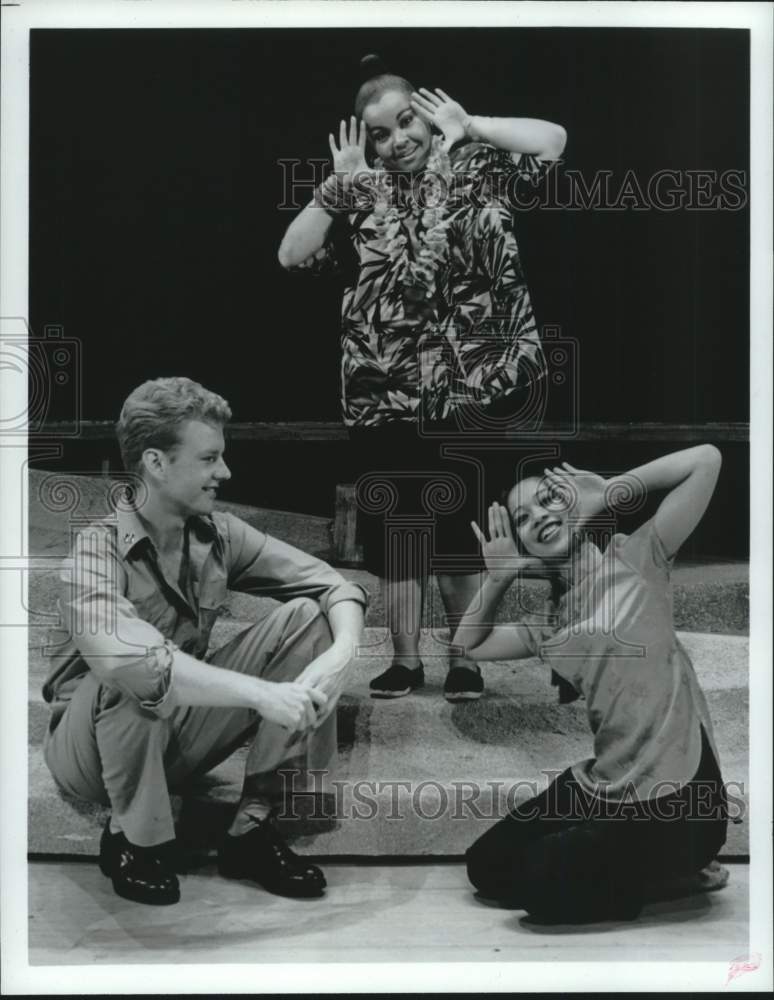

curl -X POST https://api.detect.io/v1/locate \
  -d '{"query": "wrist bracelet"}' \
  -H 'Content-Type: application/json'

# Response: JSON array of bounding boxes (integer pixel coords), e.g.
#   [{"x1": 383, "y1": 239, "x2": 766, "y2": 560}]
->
[
  {"x1": 314, "y1": 174, "x2": 351, "y2": 216},
  {"x1": 315, "y1": 171, "x2": 379, "y2": 215}
]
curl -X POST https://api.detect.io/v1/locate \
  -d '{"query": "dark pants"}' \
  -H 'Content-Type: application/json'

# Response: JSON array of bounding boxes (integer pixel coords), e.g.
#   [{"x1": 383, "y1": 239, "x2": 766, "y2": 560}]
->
[
  {"x1": 348, "y1": 390, "x2": 533, "y2": 578},
  {"x1": 465, "y1": 726, "x2": 728, "y2": 923}
]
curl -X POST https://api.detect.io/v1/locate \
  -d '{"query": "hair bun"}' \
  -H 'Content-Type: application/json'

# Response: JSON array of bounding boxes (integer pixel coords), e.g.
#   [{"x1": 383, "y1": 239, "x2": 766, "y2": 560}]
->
[{"x1": 359, "y1": 53, "x2": 387, "y2": 81}]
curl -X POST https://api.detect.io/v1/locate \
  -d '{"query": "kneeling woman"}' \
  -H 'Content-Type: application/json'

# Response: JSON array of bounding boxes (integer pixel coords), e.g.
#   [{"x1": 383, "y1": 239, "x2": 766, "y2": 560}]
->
[{"x1": 453, "y1": 446, "x2": 728, "y2": 924}]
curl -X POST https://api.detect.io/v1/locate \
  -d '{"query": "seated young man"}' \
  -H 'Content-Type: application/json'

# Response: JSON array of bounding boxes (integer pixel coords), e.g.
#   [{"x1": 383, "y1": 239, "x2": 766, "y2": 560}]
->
[{"x1": 42, "y1": 377, "x2": 367, "y2": 906}]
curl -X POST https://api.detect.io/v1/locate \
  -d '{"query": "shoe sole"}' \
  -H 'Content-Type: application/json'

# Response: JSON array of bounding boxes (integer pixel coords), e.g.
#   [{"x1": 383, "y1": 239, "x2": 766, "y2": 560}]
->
[
  {"x1": 370, "y1": 678, "x2": 425, "y2": 699},
  {"x1": 105, "y1": 873, "x2": 180, "y2": 905},
  {"x1": 100, "y1": 854, "x2": 181, "y2": 905},
  {"x1": 218, "y1": 865, "x2": 326, "y2": 898},
  {"x1": 444, "y1": 691, "x2": 483, "y2": 702}
]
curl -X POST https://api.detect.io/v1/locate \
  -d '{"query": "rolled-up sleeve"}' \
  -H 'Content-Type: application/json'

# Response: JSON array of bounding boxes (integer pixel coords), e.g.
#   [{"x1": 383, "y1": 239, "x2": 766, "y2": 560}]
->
[
  {"x1": 224, "y1": 514, "x2": 369, "y2": 614},
  {"x1": 59, "y1": 526, "x2": 179, "y2": 718}
]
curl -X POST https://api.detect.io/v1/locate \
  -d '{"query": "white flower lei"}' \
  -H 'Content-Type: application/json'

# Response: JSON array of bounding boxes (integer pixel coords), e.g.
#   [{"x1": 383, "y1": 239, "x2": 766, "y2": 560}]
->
[{"x1": 370, "y1": 137, "x2": 455, "y2": 305}]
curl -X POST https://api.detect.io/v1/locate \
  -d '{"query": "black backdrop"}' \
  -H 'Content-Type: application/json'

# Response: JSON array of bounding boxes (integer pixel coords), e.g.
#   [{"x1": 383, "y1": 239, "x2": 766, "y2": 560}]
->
[{"x1": 30, "y1": 27, "x2": 749, "y2": 425}]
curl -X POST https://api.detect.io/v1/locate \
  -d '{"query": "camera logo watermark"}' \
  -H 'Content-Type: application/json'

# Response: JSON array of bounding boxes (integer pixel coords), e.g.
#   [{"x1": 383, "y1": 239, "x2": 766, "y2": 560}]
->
[{"x1": 0, "y1": 318, "x2": 82, "y2": 436}]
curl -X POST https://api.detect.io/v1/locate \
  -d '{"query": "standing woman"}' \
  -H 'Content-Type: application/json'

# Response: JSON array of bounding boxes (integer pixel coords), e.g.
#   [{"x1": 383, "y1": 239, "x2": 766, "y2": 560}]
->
[{"x1": 278, "y1": 55, "x2": 566, "y2": 701}]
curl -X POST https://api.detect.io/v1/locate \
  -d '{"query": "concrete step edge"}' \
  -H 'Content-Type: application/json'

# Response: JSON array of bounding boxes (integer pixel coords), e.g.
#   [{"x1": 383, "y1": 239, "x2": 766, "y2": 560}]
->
[{"x1": 29, "y1": 743, "x2": 750, "y2": 859}]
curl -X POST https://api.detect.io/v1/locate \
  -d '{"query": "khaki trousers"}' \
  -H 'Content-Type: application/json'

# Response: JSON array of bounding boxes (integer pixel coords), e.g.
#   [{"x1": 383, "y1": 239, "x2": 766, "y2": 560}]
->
[{"x1": 44, "y1": 597, "x2": 335, "y2": 847}]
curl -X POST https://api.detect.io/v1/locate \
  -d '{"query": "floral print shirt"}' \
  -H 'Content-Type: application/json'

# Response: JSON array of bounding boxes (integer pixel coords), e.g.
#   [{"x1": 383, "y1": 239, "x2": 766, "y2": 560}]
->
[{"x1": 297, "y1": 141, "x2": 554, "y2": 427}]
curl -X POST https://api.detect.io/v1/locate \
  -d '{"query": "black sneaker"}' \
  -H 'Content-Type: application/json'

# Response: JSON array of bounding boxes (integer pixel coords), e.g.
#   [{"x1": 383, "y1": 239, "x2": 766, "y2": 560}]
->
[
  {"x1": 443, "y1": 665, "x2": 484, "y2": 702},
  {"x1": 369, "y1": 662, "x2": 425, "y2": 699},
  {"x1": 99, "y1": 820, "x2": 180, "y2": 906}
]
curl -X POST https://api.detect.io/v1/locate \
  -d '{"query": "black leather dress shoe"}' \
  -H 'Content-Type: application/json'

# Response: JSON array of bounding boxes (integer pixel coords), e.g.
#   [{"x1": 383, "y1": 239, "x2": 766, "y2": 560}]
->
[
  {"x1": 99, "y1": 821, "x2": 180, "y2": 906},
  {"x1": 218, "y1": 820, "x2": 326, "y2": 898}
]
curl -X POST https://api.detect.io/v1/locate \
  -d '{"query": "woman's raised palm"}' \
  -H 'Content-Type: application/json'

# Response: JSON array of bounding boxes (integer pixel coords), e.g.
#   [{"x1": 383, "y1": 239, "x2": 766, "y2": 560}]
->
[
  {"x1": 471, "y1": 502, "x2": 543, "y2": 581},
  {"x1": 410, "y1": 88, "x2": 469, "y2": 151},
  {"x1": 543, "y1": 463, "x2": 608, "y2": 525},
  {"x1": 329, "y1": 116, "x2": 370, "y2": 180}
]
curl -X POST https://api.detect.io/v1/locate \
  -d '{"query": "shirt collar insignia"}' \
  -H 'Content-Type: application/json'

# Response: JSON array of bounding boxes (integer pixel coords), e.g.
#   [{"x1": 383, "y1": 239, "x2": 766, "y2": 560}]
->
[
  {"x1": 115, "y1": 509, "x2": 219, "y2": 557},
  {"x1": 116, "y1": 508, "x2": 151, "y2": 557}
]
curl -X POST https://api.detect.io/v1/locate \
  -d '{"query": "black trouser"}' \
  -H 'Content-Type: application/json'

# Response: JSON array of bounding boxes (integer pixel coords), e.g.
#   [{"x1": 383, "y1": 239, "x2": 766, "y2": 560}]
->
[{"x1": 465, "y1": 726, "x2": 728, "y2": 923}]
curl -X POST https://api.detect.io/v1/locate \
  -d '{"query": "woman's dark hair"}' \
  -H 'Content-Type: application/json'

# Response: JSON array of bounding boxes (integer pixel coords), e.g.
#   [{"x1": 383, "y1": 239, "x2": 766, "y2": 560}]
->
[{"x1": 354, "y1": 53, "x2": 415, "y2": 118}]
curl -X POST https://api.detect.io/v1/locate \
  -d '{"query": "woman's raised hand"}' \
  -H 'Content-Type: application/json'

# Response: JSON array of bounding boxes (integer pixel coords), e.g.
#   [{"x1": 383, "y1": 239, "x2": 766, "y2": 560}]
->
[
  {"x1": 542, "y1": 462, "x2": 608, "y2": 526},
  {"x1": 471, "y1": 502, "x2": 538, "y2": 583},
  {"x1": 328, "y1": 116, "x2": 369, "y2": 181},
  {"x1": 410, "y1": 88, "x2": 470, "y2": 151}
]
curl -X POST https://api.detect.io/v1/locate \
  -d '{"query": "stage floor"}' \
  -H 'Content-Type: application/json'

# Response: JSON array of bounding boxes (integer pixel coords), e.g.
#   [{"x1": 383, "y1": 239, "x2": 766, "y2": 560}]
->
[{"x1": 28, "y1": 859, "x2": 749, "y2": 968}]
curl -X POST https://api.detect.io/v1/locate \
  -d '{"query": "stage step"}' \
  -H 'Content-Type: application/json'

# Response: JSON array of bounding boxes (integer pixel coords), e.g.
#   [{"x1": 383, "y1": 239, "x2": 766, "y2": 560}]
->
[
  {"x1": 28, "y1": 627, "x2": 749, "y2": 859},
  {"x1": 26, "y1": 470, "x2": 748, "y2": 635},
  {"x1": 26, "y1": 470, "x2": 749, "y2": 859}
]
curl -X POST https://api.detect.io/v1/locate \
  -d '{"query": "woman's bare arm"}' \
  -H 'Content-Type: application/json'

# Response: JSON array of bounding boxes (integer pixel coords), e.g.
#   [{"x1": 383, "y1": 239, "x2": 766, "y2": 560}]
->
[
  {"x1": 547, "y1": 445, "x2": 723, "y2": 561},
  {"x1": 612, "y1": 445, "x2": 722, "y2": 559},
  {"x1": 451, "y1": 503, "x2": 543, "y2": 661},
  {"x1": 277, "y1": 203, "x2": 334, "y2": 269},
  {"x1": 451, "y1": 572, "x2": 538, "y2": 661},
  {"x1": 410, "y1": 88, "x2": 566, "y2": 159},
  {"x1": 278, "y1": 116, "x2": 370, "y2": 269},
  {"x1": 465, "y1": 116, "x2": 567, "y2": 159}
]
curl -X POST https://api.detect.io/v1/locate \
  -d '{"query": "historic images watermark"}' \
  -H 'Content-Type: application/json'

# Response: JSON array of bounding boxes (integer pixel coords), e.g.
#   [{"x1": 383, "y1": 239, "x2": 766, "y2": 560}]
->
[
  {"x1": 276, "y1": 769, "x2": 745, "y2": 824},
  {"x1": 277, "y1": 159, "x2": 748, "y2": 213}
]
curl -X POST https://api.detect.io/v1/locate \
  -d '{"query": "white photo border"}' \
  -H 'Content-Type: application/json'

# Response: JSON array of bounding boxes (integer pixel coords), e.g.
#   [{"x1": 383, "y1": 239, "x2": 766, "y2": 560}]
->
[{"x1": 1, "y1": 1, "x2": 771, "y2": 993}]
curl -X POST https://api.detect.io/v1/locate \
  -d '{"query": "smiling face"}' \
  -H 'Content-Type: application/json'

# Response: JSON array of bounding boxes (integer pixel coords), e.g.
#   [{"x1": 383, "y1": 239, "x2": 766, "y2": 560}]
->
[
  {"x1": 506, "y1": 476, "x2": 574, "y2": 560},
  {"x1": 362, "y1": 89, "x2": 433, "y2": 172},
  {"x1": 149, "y1": 419, "x2": 231, "y2": 519}
]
